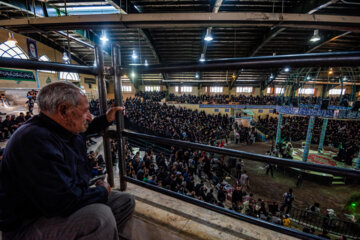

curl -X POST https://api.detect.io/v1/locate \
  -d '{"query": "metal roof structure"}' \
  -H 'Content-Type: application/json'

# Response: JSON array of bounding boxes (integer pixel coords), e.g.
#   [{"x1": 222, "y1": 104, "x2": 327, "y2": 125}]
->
[{"x1": 0, "y1": 0, "x2": 359, "y2": 87}]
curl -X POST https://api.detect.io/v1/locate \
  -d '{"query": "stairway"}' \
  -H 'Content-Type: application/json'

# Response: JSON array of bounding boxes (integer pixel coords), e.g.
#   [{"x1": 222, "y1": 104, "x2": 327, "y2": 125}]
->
[{"x1": 332, "y1": 176, "x2": 345, "y2": 185}]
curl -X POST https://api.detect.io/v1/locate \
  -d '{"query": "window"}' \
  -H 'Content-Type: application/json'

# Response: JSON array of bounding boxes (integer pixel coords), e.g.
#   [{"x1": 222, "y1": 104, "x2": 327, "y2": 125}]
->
[
  {"x1": 39, "y1": 55, "x2": 56, "y2": 74},
  {"x1": 60, "y1": 71, "x2": 80, "y2": 81},
  {"x1": 329, "y1": 89, "x2": 346, "y2": 95},
  {"x1": 236, "y1": 87, "x2": 253, "y2": 93},
  {"x1": 145, "y1": 86, "x2": 160, "y2": 92},
  {"x1": 122, "y1": 85, "x2": 132, "y2": 92},
  {"x1": 175, "y1": 86, "x2": 192, "y2": 93},
  {"x1": 275, "y1": 88, "x2": 284, "y2": 94},
  {"x1": 0, "y1": 41, "x2": 28, "y2": 59},
  {"x1": 267, "y1": 88, "x2": 272, "y2": 94},
  {"x1": 298, "y1": 88, "x2": 315, "y2": 95},
  {"x1": 210, "y1": 86, "x2": 223, "y2": 93}
]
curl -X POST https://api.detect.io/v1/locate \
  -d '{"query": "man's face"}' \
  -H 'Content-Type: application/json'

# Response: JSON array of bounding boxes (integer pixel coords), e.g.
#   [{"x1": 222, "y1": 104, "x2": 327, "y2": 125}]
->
[{"x1": 63, "y1": 95, "x2": 92, "y2": 135}]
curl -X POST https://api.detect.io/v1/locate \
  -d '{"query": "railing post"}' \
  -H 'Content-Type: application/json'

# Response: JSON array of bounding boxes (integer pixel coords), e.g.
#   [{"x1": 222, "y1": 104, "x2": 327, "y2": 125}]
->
[
  {"x1": 112, "y1": 44, "x2": 127, "y2": 191},
  {"x1": 95, "y1": 44, "x2": 114, "y2": 187}
]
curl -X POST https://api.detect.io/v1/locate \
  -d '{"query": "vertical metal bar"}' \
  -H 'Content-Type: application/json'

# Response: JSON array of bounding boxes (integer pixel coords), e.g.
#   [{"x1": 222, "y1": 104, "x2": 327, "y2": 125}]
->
[
  {"x1": 302, "y1": 116, "x2": 315, "y2": 162},
  {"x1": 112, "y1": 44, "x2": 127, "y2": 191},
  {"x1": 95, "y1": 45, "x2": 114, "y2": 187}
]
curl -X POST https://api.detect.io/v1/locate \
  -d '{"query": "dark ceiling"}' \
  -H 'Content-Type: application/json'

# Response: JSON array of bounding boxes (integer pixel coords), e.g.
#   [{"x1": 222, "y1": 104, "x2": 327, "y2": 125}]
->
[{"x1": 0, "y1": 0, "x2": 359, "y2": 87}]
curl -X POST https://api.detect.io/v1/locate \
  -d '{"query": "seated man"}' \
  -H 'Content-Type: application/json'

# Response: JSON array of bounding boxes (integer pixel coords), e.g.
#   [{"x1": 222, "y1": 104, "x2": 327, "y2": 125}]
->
[
  {"x1": 0, "y1": 82, "x2": 135, "y2": 240},
  {"x1": 15, "y1": 112, "x2": 26, "y2": 126},
  {"x1": 2, "y1": 115, "x2": 12, "y2": 138}
]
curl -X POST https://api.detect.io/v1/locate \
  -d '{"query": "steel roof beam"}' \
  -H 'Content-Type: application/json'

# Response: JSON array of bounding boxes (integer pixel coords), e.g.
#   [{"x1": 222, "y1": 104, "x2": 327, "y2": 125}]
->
[{"x1": 2, "y1": 12, "x2": 360, "y2": 32}]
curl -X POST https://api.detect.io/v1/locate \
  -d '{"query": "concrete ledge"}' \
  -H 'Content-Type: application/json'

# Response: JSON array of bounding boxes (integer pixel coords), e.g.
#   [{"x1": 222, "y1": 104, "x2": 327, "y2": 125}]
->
[{"x1": 125, "y1": 183, "x2": 299, "y2": 240}]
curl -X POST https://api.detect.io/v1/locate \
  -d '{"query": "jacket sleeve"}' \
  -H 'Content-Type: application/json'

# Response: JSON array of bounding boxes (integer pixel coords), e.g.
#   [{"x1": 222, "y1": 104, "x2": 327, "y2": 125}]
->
[
  {"x1": 12, "y1": 131, "x2": 108, "y2": 217},
  {"x1": 85, "y1": 115, "x2": 112, "y2": 136}
]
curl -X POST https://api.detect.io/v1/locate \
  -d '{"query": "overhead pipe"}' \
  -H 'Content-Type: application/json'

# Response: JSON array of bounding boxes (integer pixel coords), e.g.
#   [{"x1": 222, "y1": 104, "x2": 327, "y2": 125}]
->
[
  {"x1": 124, "y1": 51, "x2": 360, "y2": 74},
  {"x1": 0, "y1": 57, "x2": 96, "y2": 74}
]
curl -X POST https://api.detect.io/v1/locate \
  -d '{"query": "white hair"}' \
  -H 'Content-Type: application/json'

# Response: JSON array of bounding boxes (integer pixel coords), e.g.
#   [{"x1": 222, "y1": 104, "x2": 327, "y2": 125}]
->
[{"x1": 37, "y1": 81, "x2": 85, "y2": 114}]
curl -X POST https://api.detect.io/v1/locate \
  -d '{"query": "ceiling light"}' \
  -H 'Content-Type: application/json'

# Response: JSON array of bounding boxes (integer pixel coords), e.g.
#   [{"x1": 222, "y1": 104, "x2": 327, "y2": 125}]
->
[
  {"x1": 328, "y1": 67, "x2": 333, "y2": 75},
  {"x1": 131, "y1": 72, "x2": 135, "y2": 78},
  {"x1": 284, "y1": 67, "x2": 290, "y2": 73},
  {"x1": 204, "y1": 29, "x2": 213, "y2": 42},
  {"x1": 200, "y1": 53, "x2": 205, "y2": 62},
  {"x1": 343, "y1": 76, "x2": 348, "y2": 81},
  {"x1": 310, "y1": 29, "x2": 321, "y2": 42},
  {"x1": 62, "y1": 52, "x2": 69, "y2": 62},
  {"x1": 144, "y1": 60, "x2": 148, "y2": 66},
  {"x1": 7, "y1": 33, "x2": 17, "y2": 47},
  {"x1": 269, "y1": 74, "x2": 274, "y2": 80},
  {"x1": 306, "y1": 76, "x2": 311, "y2": 80},
  {"x1": 100, "y1": 30, "x2": 109, "y2": 43},
  {"x1": 232, "y1": 72, "x2": 236, "y2": 80},
  {"x1": 195, "y1": 73, "x2": 199, "y2": 79},
  {"x1": 132, "y1": 50, "x2": 137, "y2": 60}
]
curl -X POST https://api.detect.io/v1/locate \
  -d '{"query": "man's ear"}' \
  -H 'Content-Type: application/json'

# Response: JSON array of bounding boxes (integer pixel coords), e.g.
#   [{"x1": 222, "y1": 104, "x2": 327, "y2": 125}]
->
[{"x1": 58, "y1": 104, "x2": 68, "y2": 118}]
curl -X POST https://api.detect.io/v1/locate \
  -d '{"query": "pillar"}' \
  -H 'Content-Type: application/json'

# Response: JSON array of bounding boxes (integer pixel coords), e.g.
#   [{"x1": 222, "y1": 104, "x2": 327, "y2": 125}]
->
[
  {"x1": 317, "y1": 118, "x2": 328, "y2": 152},
  {"x1": 275, "y1": 113, "x2": 283, "y2": 145},
  {"x1": 302, "y1": 116, "x2": 315, "y2": 162},
  {"x1": 356, "y1": 151, "x2": 360, "y2": 170}
]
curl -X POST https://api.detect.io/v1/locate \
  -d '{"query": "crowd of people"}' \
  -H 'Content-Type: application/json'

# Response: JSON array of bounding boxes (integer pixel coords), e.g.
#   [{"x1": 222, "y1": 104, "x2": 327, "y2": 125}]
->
[
  {"x1": 167, "y1": 93, "x2": 352, "y2": 106},
  {"x1": 257, "y1": 115, "x2": 360, "y2": 165},
  {"x1": 0, "y1": 112, "x2": 31, "y2": 141},
  {"x1": 135, "y1": 91, "x2": 166, "y2": 102},
  {"x1": 124, "y1": 98, "x2": 234, "y2": 145}
]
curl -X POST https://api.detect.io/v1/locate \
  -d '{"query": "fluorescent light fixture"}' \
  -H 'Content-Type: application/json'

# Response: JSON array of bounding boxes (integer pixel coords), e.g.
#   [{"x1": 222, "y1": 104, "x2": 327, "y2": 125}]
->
[
  {"x1": 269, "y1": 74, "x2": 274, "y2": 80},
  {"x1": 7, "y1": 33, "x2": 17, "y2": 47},
  {"x1": 144, "y1": 60, "x2": 149, "y2": 66},
  {"x1": 132, "y1": 50, "x2": 137, "y2": 60},
  {"x1": 62, "y1": 52, "x2": 69, "y2": 62},
  {"x1": 59, "y1": 6, "x2": 119, "y2": 15},
  {"x1": 100, "y1": 30, "x2": 109, "y2": 43},
  {"x1": 195, "y1": 73, "x2": 199, "y2": 78},
  {"x1": 306, "y1": 76, "x2": 311, "y2": 80},
  {"x1": 310, "y1": 30, "x2": 321, "y2": 42},
  {"x1": 284, "y1": 67, "x2": 290, "y2": 73},
  {"x1": 328, "y1": 67, "x2": 333, "y2": 75},
  {"x1": 131, "y1": 72, "x2": 135, "y2": 78},
  {"x1": 204, "y1": 28, "x2": 213, "y2": 42},
  {"x1": 200, "y1": 53, "x2": 205, "y2": 62},
  {"x1": 343, "y1": 76, "x2": 348, "y2": 81}
]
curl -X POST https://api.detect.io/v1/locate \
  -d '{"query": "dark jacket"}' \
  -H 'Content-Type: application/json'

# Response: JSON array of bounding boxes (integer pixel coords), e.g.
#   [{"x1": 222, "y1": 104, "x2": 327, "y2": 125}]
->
[{"x1": 0, "y1": 113, "x2": 111, "y2": 231}]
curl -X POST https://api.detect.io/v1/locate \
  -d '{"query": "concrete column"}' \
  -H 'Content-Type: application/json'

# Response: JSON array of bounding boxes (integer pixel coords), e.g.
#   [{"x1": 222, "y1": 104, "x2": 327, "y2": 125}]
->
[
  {"x1": 302, "y1": 116, "x2": 315, "y2": 162},
  {"x1": 356, "y1": 151, "x2": 360, "y2": 169},
  {"x1": 275, "y1": 113, "x2": 283, "y2": 145},
  {"x1": 317, "y1": 118, "x2": 328, "y2": 152}
]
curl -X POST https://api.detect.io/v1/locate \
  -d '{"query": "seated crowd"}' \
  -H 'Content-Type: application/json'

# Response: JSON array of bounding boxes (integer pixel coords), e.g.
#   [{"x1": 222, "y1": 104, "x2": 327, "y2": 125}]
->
[
  {"x1": 135, "y1": 91, "x2": 167, "y2": 102},
  {"x1": 0, "y1": 112, "x2": 32, "y2": 141},
  {"x1": 258, "y1": 115, "x2": 360, "y2": 164},
  {"x1": 123, "y1": 98, "x2": 234, "y2": 145}
]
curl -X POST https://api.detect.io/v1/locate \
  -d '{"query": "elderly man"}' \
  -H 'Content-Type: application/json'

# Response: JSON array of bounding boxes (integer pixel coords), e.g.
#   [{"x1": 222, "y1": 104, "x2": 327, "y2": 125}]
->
[{"x1": 0, "y1": 82, "x2": 135, "y2": 240}]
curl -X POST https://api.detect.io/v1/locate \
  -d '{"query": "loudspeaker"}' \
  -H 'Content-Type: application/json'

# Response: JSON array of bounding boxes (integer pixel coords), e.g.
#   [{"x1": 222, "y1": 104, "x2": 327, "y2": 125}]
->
[
  {"x1": 352, "y1": 101, "x2": 360, "y2": 111},
  {"x1": 321, "y1": 99, "x2": 330, "y2": 110},
  {"x1": 292, "y1": 99, "x2": 298, "y2": 107},
  {"x1": 340, "y1": 99, "x2": 349, "y2": 107}
]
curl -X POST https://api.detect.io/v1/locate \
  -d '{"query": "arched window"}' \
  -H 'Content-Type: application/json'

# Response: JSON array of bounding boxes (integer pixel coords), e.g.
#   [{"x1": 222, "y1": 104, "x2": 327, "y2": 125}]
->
[
  {"x1": 59, "y1": 71, "x2": 80, "y2": 81},
  {"x1": 0, "y1": 41, "x2": 28, "y2": 59},
  {"x1": 39, "y1": 55, "x2": 56, "y2": 73}
]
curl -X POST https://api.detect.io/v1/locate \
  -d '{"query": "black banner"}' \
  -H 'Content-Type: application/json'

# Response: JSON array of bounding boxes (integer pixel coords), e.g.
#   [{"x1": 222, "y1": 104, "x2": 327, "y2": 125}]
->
[
  {"x1": 0, "y1": 67, "x2": 35, "y2": 81},
  {"x1": 84, "y1": 77, "x2": 96, "y2": 84}
]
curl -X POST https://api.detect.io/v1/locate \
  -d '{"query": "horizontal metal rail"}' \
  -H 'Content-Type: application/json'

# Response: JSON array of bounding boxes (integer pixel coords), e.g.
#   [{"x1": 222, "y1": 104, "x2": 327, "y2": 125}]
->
[
  {"x1": 123, "y1": 51, "x2": 360, "y2": 74},
  {"x1": 121, "y1": 130, "x2": 360, "y2": 179},
  {"x1": 126, "y1": 177, "x2": 324, "y2": 240},
  {"x1": 0, "y1": 57, "x2": 96, "y2": 75}
]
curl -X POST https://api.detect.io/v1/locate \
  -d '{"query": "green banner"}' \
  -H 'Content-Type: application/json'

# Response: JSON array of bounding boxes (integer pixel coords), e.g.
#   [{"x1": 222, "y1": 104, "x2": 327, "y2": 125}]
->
[{"x1": 0, "y1": 67, "x2": 35, "y2": 82}]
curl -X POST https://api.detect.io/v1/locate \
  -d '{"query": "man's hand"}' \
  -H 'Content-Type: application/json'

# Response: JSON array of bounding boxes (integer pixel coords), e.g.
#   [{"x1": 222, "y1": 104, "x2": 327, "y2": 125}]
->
[
  {"x1": 106, "y1": 106, "x2": 125, "y2": 123},
  {"x1": 95, "y1": 179, "x2": 111, "y2": 195}
]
